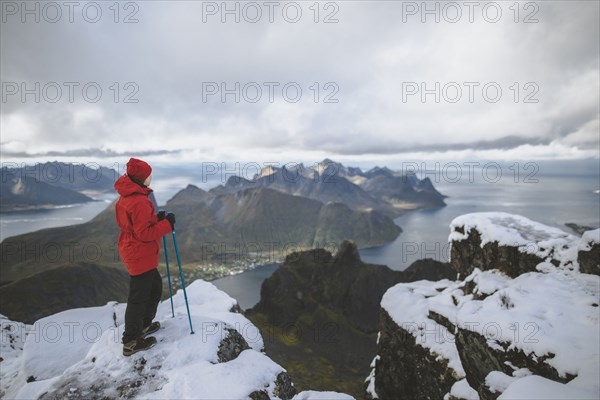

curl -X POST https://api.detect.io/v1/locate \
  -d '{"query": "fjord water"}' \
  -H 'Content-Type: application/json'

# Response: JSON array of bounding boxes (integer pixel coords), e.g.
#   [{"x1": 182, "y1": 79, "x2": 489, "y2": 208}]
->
[
  {"x1": 359, "y1": 173, "x2": 600, "y2": 270},
  {"x1": 0, "y1": 194, "x2": 117, "y2": 242}
]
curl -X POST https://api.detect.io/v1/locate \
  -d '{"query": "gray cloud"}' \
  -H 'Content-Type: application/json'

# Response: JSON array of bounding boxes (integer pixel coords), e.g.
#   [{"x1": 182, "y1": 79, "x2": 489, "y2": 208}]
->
[
  {"x1": 1, "y1": 1, "x2": 598, "y2": 162},
  {"x1": 1, "y1": 147, "x2": 180, "y2": 158}
]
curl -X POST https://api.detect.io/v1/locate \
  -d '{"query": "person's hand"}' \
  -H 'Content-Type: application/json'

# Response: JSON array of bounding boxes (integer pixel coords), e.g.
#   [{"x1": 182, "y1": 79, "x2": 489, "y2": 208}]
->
[
  {"x1": 157, "y1": 210, "x2": 166, "y2": 221},
  {"x1": 166, "y1": 212, "x2": 176, "y2": 230}
]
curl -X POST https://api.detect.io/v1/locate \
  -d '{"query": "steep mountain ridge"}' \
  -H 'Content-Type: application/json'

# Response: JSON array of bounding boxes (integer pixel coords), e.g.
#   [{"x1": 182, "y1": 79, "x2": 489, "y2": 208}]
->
[
  {"x1": 246, "y1": 240, "x2": 454, "y2": 397},
  {"x1": 211, "y1": 159, "x2": 446, "y2": 217}
]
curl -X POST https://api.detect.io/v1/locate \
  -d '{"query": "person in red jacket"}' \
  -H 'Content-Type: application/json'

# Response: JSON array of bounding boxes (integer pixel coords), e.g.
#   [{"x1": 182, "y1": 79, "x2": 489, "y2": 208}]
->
[{"x1": 114, "y1": 158, "x2": 175, "y2": 356}]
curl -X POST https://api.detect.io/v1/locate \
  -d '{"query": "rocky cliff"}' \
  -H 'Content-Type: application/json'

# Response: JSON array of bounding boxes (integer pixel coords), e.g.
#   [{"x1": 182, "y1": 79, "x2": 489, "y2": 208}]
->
[
  {"x1": 367, "y1": 213, "x2": 600, "y2": 399},
  {"x1": 246, "y1": 240, "x2": 454, "y2": 397}
]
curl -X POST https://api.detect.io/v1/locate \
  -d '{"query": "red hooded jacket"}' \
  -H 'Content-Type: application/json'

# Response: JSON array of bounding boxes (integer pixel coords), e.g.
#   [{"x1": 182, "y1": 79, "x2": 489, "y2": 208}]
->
[{"x1": 114, "y1": 174, "x2": 172, "y2": 276}]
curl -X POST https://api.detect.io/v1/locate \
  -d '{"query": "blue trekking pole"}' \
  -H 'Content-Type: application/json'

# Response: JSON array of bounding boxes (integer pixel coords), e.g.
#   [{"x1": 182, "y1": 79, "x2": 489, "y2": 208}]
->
[
  {"x1": 153, "y1": 201, "x2": 176, "y2": 319},
  {"x1": 171, "y1": 228, "x2": 195, "y2": 334},
  {"x1": 162, "y1": 235, "x2": 175, "y2": 318}
]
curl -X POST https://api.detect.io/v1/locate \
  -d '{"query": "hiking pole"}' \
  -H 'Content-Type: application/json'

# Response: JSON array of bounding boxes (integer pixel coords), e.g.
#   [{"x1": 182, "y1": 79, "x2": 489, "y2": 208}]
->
[
  {"x1": 162, "y1": 235, "x2": 175, "y2": 318},
  {"x1": 171, "y1": 228, "x2": 195, "y2": 334},
  {"x1": 154, "y1": 201, "x2": 175, "y2": 318}
]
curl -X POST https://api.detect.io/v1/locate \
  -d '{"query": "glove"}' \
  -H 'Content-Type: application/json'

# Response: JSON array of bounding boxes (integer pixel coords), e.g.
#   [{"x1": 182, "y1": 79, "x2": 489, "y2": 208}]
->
[
  {"x1": 166, "y1": 212, "x2": 176, "y2": 230},
  {"x1": 157, "y1": 210, "x2": 166, "y2": 221}
]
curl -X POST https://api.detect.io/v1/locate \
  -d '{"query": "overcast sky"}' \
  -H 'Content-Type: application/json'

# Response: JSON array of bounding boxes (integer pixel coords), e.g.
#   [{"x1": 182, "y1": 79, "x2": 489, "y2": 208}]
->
[{"x1": 1, "y1": 0, "x2": 599, "y2": 168}]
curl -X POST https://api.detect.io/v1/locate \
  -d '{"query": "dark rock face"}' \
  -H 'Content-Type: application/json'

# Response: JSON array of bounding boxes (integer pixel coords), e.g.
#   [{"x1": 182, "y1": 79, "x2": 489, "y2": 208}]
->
[
  {"x1": 217, "y1": 327, "x2": 250, "y2": 363},
  {"x1": 246, "y1": 240, "x2": 454, "y2": 397},
  {"x1": 450, "y1": 228, "x2": 544, "y2": 279},
  {"x1": 372, "y1": 302, "x2": 576, "y2": 400},
  {"x1": 251, "y1": 241, "x2": 453, "y2": 334},
  {"x1": 249, "y1": 372, "x2": 296, "y2": 400},
  {"x1": 248, "y1": 390, "x2": 270, "y2": 400},
  {"x1": 455, "y1": 328, "x2": 506, "y2": 398},
  {"x1": 578, "y1": 242, "x2": 600, "y2": 275},
  {"x1": 273, "y1": 371, "x2": 297, "y2": 400},
  {"x1": 372, "y1": 309, "x2": 459, "y2": 400},
  {"x1": 455, "y1": 327, "x2": 574, "y2": 400}
]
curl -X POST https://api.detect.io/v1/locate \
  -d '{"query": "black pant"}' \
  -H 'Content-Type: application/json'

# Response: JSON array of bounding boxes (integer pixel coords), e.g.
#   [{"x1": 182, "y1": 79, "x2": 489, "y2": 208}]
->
[{"x1": 122, "y1": 268, "x2": 162, "y2": 344}]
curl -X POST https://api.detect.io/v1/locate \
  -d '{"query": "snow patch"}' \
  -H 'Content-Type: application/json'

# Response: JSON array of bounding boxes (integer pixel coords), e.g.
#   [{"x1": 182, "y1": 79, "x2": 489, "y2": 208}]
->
[
  {"x1": 485, "y1": 371, "x2": 516, "y2": 393},
  {"x1": 579, "y1": 228, "x2": 600, "y2": 251},
  {"x1": 445, "y1": 379, "x2": 479, "y2": 400},
  {"x1": 499, "y1": 375, "x2": 598, "y2": 399},
  {"x1": 293, "y1": 391, "x2": 355, "y2": 399}
]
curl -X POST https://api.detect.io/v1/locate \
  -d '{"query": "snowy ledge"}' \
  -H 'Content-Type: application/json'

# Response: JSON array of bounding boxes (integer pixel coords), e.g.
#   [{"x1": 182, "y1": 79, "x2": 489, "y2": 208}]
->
[
  {"x1": 579, "y1": 228, "x2": 600, "y2": 251},
  {"x1": 377, "y1": 210, "x2": 600, "y2": 399},
  {"x1": 1, "y1": 279, "x2": 354, "y2": 400},
  {"x1": 448, "y1": 212, "x2": 580, "y2": 266},
  {"x1": 380, "y1": 268, "x2": 599, "y2": 399}
]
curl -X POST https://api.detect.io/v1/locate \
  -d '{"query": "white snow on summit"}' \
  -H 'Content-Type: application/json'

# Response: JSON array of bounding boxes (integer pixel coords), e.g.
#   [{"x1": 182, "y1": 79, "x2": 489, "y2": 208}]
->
[
  {"x1": 449, "y1": 212, "x2": 580, "y2": 267},
  {"x1": 0, "y1": 280, "x2": 354, "y2": 400}
]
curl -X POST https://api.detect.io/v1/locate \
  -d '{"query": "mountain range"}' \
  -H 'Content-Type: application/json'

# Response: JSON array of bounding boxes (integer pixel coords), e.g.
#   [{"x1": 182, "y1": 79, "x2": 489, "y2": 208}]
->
[
  {"x1": 0, "y1": 162, "x2": 116, "y2": 212},
  {"x1": 210, "y1": 159, "x2": 446, "y2": 218}
]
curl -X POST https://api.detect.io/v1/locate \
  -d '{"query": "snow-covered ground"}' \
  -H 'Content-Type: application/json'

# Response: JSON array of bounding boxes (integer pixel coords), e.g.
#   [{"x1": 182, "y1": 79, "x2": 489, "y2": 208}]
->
[
  {"x1": 0, "y1": 280, "x2": 354, "y2": 400},
  {"x1": 379, "y1": 212, "x2": 600, "y2": 399},
  {"x1": 449, "y1": 212, "x2": 581, "y2": 267}
]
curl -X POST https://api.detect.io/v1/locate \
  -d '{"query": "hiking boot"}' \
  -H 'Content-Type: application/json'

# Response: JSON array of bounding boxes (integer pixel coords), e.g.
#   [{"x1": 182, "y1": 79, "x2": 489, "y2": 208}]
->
[
  {"x1": 142, "y1": 321, "x2": 160, "y2": 337},
  {"x1": 123, "y1": 336, "x2": 157, "y2": 357}
]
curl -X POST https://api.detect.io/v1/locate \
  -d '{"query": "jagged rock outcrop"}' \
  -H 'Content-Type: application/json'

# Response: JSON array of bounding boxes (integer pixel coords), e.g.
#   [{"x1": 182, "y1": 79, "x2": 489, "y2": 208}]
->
[
  {"x1": 449, "y1": 212, "x2": 579, "y2": 279},
  {"x1": 578, "y1": 229, "x2": 600, "y2": 275},
  {"x1": 367, "y1": 213, "x2": 600, "y2": 400},
  {"x1": 212, "y1": 158, "x2": 447, "y2": 218},
  {"x1": 369, "y1": 308, "x2": 460, "y2": 399},
  {"x1": 247, "y1": 240, "x2": 454, "y2": 397},
  {"x1": 449, "y1": 227, "x2": 546, "y2": 279}
]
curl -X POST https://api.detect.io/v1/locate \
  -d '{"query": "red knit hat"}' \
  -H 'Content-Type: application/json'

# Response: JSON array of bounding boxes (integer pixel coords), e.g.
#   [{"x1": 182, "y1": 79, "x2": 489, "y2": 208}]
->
[{"x1": 126, "y1": 158, "x2": 152, "y2": 182}]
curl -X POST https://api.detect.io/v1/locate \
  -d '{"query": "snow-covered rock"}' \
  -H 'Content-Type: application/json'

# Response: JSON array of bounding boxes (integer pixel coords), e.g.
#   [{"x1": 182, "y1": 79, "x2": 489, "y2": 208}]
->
[
  {"x1": 579, "y1": 228, "x2": 600, "y2": 251},
  {"x1": 369, "y1": 212, "x2": 600, "y2": 399},
  {"x1": 0, "y1": 314, "x2": 30, "y2": 398},
  {"x1": 578, "y1": 228, "x2": 600, "y2": 275},
  {"x1": 1, "y1": 279, "x2": 354, "y2": 400},
  {"x1": 449, "y1": 212, "x2": 581, "y2": 278},
  {"x1": 292, "y1": 391, "x2": 354, "y2": 400}
]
